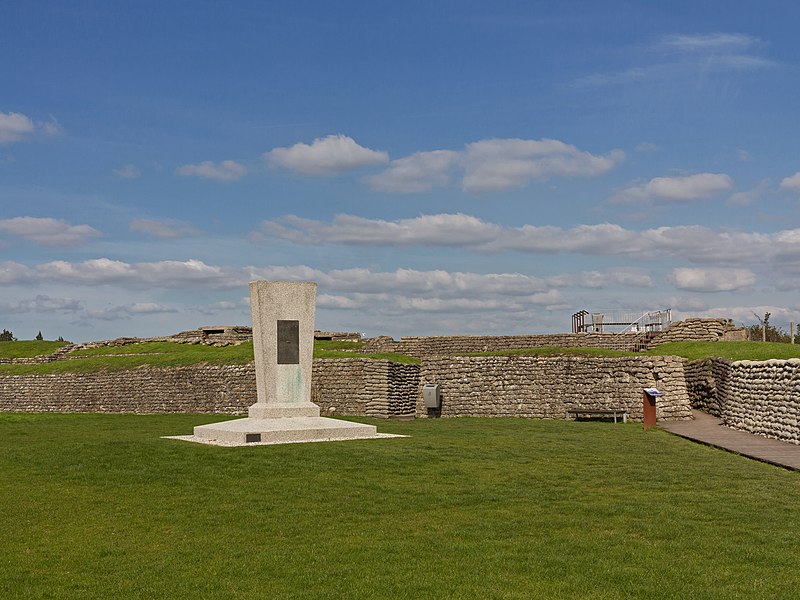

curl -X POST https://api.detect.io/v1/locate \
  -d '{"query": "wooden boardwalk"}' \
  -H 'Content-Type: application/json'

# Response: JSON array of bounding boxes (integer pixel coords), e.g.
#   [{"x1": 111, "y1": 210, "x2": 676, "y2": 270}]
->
[{"x1": 661, "y1": 410, "x2": 800, "y2": 471}]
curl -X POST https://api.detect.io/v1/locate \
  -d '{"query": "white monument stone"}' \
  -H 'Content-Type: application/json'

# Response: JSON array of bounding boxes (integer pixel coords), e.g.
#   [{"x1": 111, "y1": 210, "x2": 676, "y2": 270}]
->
[{"x1": 189, "y1": 280, "x2": 387, "y2": 446}]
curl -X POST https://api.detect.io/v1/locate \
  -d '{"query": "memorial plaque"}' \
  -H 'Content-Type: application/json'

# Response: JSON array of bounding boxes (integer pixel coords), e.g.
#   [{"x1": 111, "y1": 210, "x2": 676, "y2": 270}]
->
[{"x1": 277, "y1": 319, "x2": 300, "y2": 364}]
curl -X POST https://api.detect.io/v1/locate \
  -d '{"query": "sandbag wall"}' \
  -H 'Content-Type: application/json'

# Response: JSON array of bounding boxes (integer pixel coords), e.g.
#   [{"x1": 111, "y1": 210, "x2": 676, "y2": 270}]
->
[
  {"x1": 686, "y1": 357, "x2": 800, "y2": 444},
  {"x1": 361, "y1": 333, "x2": 649, "y2": 356},
  {"x1": 0, "y1": 359, "x2": 416, "y2": 418},
  {"x1": 417, "y1": 355, "x2": 692, "y2": 421}
]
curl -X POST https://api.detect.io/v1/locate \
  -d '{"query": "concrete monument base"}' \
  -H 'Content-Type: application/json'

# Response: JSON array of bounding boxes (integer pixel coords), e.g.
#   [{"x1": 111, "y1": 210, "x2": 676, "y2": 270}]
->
[
  {"x1": 185, "y1": 416, "x2": 386, "y2": 446},
  {"x1": 248, "y1": 402, "x2": 321, "y2": 419}
]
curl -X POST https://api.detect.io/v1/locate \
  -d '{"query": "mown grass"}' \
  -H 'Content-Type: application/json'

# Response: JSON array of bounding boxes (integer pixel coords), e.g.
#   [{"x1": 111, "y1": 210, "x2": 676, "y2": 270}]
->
[
  {"x1": 1, "y1": 414, "x2": 798, "y2": 599},
  {"x1": 2, "y1": 338, "x2": 797, "y2": 376},
  {"x1": 0, "y1": 340, "x2": 67, "y2": 359},
  {"x1": 648, "y1": 341, "x2": 800, "y2": 361},
  {"x1": 468, "y1": 341, "x2": 800, "y2": 362},
  {"x1": 0, "y1": 340, "x2": 418, "y2": 375}
]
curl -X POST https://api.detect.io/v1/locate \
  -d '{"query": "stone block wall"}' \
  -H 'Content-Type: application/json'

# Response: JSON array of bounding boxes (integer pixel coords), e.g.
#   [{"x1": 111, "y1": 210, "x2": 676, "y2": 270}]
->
[
  {"x1": 361, "y1": 333, "x2": 649, "y2": 357},
  {"x1": 685, "y1": 357, "x2": 800, "y2": 444},
  {"x1": 311, "y1": 359, "x2": 419, "y2": 417},
  {"x1": 417, "y1": 355, "x2": 691, "y2": 421},
  {"x1": 362, "y1": 319, "x2": 745, "y2": 358},
  {"x1": 684, "y1": 359, "x2": 719, "y2": 414},
  {"x1": 0, "y1": 365, "x2": 255, "y2": 414},
  {"x1": 1, "y1": 355, "x2": 694, "y2": 422},
  {"x1": 0, "y1": 359, "x2": 416, "y2": 418},
  {"x1": 648, "y1": 318, "x2": 744, "y2": 346}
]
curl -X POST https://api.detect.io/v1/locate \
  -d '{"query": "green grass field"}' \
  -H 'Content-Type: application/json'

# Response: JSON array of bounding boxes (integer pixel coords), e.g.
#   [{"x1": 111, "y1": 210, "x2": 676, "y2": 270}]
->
[
  {"x1": 0, "y1": 340, "x2": 419, "y2": 375},
  {"x1": 2, "y1": 338, "x2": 799, "y2": 376},
  {"x1": 0, "y1": 340, "x2": 67, "y2": 359},
  {"x1": 1, "y1": 414, "x2": 798, "y2": 599},
  {"x1": 648, "y1": 341, "x2": 800, "y2": 361}
]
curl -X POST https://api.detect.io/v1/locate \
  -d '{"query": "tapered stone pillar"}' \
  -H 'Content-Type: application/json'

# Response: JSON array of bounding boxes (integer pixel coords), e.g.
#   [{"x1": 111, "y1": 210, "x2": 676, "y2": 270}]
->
[{"x1": 248, "y1": 281, "x2": 320, "y2": 419}]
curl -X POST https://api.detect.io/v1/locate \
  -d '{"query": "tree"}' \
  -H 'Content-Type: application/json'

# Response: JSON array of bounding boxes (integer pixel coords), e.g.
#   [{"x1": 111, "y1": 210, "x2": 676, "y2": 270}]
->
[
  {"x1": 746, "y1": 312, "x2": 790, "y2": 343},
  {"x1": 0, "y1": 329, "x2": 15, "y2": 342},
  {"x1": 35, "y1": 331, "x2": 44, "y2": 341}
]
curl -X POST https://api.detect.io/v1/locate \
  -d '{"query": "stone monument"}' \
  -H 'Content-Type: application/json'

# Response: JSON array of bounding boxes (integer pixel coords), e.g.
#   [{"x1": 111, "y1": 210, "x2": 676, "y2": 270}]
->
[{"x1": 191, "y1": 280, "x2": 385, "y2": 445}]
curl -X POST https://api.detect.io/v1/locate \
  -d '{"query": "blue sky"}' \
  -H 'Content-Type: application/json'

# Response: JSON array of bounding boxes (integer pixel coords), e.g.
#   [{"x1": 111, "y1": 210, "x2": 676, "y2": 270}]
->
[{"x1": 2, "y1": 1, "x2": 800, "y2": 342}]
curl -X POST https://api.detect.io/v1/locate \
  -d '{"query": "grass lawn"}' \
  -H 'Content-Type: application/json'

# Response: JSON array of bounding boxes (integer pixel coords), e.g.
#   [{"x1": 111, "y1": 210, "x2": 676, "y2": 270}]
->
[
  {"x1": 0, "y1": 340, "x2": 419, "y2": 375},
  {"x1": 648, "y1": 341, "x2": 800, "y2": 361},
  {"x1": 0, "y1": 340, "x2": 67, "y2": 359},
  {"x1": 2, "y1": 339, "x2": 798, "y2": 375},
  {"x1": 1, "y1": 415, "x2": 798, "y2": 599}
]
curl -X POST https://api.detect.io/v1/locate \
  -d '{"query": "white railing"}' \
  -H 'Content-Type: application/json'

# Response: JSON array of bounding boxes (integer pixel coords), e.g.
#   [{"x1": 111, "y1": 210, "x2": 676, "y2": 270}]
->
[{"x1": 574, "y1": 309, "x2": 672, "y2": 334}]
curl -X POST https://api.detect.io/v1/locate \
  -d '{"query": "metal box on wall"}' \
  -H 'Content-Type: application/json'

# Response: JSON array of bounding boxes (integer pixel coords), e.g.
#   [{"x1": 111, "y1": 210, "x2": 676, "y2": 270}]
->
[{"x1": 423, "y1": 384, "x2": 441, "y2": 409}]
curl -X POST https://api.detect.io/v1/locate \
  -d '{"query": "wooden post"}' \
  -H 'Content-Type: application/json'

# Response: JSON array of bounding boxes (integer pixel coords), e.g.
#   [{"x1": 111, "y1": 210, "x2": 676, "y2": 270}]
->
[
  {"x1": 762, "y1": 322, "x2": 766, "y2": 342},
  {"x1": 792, "y1": 321, "x2": 795, "y2": 345}
]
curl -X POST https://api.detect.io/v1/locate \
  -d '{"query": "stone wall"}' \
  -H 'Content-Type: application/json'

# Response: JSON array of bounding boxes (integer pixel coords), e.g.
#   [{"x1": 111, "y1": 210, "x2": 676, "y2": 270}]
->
[
  {"x1": 0, "y1": 355, "x2": 694, "y2": 422},
  {"x1": 0, "y1": 359, "x2": 416, "y2": 418},
  {"x1": 684, "y1": 359, "x2": 719, "y2": 414},
  {"x1": 361, "y1": 319, "x2": 745, "y2": 357},
  {"x1": 311, "y1": 359, "x2": 419, "y2": 418},
  {"x1": 0, "y1": 365, "x2": 255, "y2": 414},
  {"x1": 417, "y1": 355, "x2": 691, "y2": 421},
  {"x1": 649, "y1": 318, "x2": 745, "y2": 346},
  {"x1": 361, "y1": 333, "x2": 649, "y2": 357},
  {"x1": 685, "y1": 357, "x2": 800, "y2": 444}
]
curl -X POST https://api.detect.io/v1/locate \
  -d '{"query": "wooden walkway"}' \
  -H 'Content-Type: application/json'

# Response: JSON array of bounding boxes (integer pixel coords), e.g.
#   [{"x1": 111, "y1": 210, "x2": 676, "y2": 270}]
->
[{"x1": 661, "y1": 410, "x2": 800, "y2": 471}]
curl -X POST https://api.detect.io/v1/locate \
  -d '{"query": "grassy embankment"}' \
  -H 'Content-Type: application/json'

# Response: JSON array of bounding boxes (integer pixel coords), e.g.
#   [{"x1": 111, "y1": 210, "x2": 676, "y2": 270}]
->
[
  {"x1": 1, "y1": 414, "x2": 799, "y2": 599},
  {"x1": 465, "y1": 340, "x2": 800, "y2": 361},
  {"x1": 0, "y1": 339, "x2": 417, "y2": 375},
  {"x1": 2, "y1": 338, "x2": 799, "y2": 376}
]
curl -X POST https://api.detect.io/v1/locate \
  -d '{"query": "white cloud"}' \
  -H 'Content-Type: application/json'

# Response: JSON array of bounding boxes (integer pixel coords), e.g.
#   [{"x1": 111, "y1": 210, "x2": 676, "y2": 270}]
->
[
  {"x1": 41, "y1": 117, "x2": 64, "y2": 137},
  {"x1": 176, "y1": 160, "x2": 246, "y2": 181},
  {"x1": 261, "y1": 213, "x2": 503, "y2": 246},
  {"x1": 266, "y1": 134, "x2": 389, "y2": 175},
  {"x1": 255, "y1": 212, "x2": 800, "y2": 270},
  {"x1": 728, "y1": 179, "x2": 770, "y2": 206},
  {"x1": 317, "y1": 294, "x2": 365, "y2": 310},
  {"x1": 613, "y1": 173, "x2": 733, "y2": 203},
  {"x1": 573, "y1": 32, "x2": 774, "y2": 89},
  {"x1": 547, "y1": 268, "x2": 654, "y2": 289},
  {"x1": 0, "y1": 112, "x2": 63, "y2": 144},
  {"x1": 634, "y1": 142, "x2": 659, "y2": 153},
  {"x1": 0, "y1": 112, "x2": 35, "y2": 143},
  {"x1": 113, "y1": 164, "x2": 142, "y2": 179},
  {"x1": 0, "y1": 295, "x2": 82, "y2": 314},
  {"x1": 669, "y1": 267, "x2": 756, "y2": 292},
  {"x1": 265, "y1": 135, "x2": 621, "y2": 192},
  {"x1": 129, "y1": 218, "x2": 199, "y2": 239},
  {"x1": 87, "y1": 303, "x2": 177, "y2": 321},
  {"x1": 779, "y1": 171, "x2": 800, "y2": 193},
  {"x1": 461, "y1": 138, "x2": 623, "y2": 193},
  {"x1": 364, "y1": 150, "x2": 460, "y2": 192},
  {"x1": 392, "y1": 290, "x2": 566, "y2": 313},
  {"x1": 0, "y1": 258, "x2": 245, "y2": 289},
  {"x1": 659, "y1": 33, "x2": 758, "y2": 53},
  {"x1": 0, "y1": 217, "x2": 101, "y2": 247}
]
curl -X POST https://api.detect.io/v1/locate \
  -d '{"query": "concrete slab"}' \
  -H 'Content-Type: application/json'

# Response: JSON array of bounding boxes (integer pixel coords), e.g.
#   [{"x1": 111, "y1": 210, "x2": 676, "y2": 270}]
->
[
  {"x1": 193, "y1": 416, "x2": 379, "y2": 445},
  {"x1": 168, "y1": 417, "x2": 404, "y2": 447}
]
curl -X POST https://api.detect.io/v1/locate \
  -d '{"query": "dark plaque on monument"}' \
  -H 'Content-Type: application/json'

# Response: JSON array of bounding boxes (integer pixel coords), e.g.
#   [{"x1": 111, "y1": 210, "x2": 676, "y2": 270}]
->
[{"x1": 277, "y1": 319, "x2": 300, "y2": 364}]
